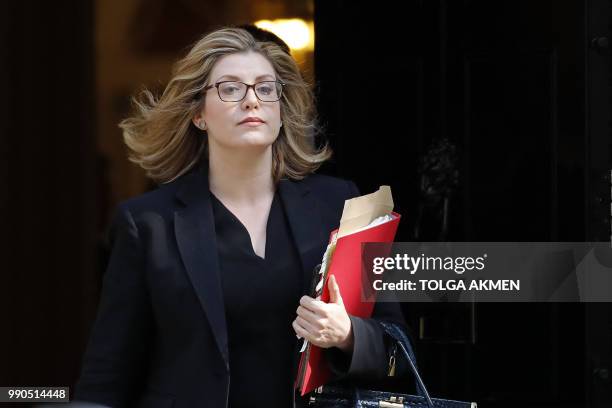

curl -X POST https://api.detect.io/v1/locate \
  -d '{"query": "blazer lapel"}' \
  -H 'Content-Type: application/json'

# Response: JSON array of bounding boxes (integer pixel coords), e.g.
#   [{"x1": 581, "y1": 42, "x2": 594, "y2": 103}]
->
[
  {"x1": 173, "y1": 164, "x2": 330, "y2": 371},
  {"x1": 278, "y1": 178, "x2": 329, "y2": 296},
  {"x1": 174, "y1": 163, "x2": 229, "y2": 370}
]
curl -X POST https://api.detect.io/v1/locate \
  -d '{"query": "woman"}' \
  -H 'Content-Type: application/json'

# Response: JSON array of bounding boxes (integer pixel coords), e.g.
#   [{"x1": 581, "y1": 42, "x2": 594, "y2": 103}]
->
[{"x1": 74, "y1": 26, "x2": 409, "y2": 408}]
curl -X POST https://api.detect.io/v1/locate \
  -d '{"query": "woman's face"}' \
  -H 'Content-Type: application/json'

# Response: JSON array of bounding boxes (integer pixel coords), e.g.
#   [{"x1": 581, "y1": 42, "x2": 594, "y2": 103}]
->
[{"x1": 195, "y1": 51, "x2": 282, "y2": 151}]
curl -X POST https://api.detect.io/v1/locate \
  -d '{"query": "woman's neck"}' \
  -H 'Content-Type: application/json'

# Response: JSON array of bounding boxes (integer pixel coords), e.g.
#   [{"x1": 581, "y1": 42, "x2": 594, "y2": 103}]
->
[{"x1": 208, "y1": 144, "x2": 275, "y2": 205}]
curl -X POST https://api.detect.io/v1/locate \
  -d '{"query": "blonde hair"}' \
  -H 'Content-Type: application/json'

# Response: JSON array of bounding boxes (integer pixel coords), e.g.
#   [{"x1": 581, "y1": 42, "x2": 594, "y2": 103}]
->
[{"x1": 119, "y1": 26, "x2": 332, "y2": 184}]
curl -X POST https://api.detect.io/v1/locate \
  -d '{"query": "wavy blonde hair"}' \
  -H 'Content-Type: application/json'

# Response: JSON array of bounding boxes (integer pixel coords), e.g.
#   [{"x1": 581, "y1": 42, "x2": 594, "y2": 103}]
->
[{"x1": 119, "y1": 27, "x2": 332, "y2": 184}]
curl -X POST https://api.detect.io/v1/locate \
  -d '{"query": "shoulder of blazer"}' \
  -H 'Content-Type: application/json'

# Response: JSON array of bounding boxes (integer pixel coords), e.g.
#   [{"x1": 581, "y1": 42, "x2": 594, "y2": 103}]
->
[
  {"x1": 294, "y1": 173, "x2": 360, "y2": 225},
  {"x1": 299, "y1": 172, "x2": 360, "y2": 202},
  {"x1": 111, "y1": 168, "x2": 197, "y2": 224},
  {"x1": 112, "y1": 166, "x2": 359, "y2": 222}
]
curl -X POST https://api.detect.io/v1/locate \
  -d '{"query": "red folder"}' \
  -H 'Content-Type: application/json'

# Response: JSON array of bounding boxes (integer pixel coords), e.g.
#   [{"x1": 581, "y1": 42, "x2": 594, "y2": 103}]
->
[{"x1": 295, "y1": 211, "x2": 401, "y2": 396}]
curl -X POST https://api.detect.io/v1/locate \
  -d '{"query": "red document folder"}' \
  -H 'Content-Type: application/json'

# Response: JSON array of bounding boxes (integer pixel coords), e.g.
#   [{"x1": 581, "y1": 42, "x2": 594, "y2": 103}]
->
[{"x1": 295, "y1": 211, "x2": 401, "y2": 396}]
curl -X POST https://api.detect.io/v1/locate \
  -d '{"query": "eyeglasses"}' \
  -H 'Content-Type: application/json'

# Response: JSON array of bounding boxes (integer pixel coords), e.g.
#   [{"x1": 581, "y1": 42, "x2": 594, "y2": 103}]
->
[{"x1": 203, "y1": 80, "x2": 285, "y2": 102}]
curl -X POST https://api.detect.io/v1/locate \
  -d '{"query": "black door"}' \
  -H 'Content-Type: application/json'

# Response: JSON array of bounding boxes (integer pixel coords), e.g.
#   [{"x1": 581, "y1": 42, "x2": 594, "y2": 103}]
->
[{"x1": 315, "y1": 0, "x2": 611, "y2": 406}]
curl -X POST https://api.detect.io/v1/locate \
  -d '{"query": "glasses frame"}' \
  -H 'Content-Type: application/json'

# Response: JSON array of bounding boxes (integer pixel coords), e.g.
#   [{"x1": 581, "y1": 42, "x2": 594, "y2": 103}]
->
[{"x1": 203, "y1": 80, "x2": 286, "y2": 102}]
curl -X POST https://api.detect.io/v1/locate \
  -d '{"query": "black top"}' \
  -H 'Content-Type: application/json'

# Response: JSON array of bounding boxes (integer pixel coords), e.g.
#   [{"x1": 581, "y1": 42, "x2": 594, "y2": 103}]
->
[{"x1": 210, "y1": 189, "x2": 303, "y2": 407}]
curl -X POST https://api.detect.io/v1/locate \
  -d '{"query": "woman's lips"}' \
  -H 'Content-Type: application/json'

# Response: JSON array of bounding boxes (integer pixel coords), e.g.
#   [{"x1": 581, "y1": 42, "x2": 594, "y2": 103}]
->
[{"x1": 239, "y1": 121, "x2": 265, "y2": 127}]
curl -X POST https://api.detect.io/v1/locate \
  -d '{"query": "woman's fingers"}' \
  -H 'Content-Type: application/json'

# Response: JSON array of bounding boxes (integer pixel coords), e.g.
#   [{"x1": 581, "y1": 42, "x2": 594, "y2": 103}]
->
[
  {"x1": 328, "y1": 275, "x2": 344, "y2": 306},
  {"x1": 294, "y1": 290, "x2": 351, "y2": 349},
  {"x1": 296, "y1": 305, "x2": 323, "y2": 325},
  {"x1": 293, "y1": 317, "x2": 328, "y2": 346},
  {"x1": 296, "y1": 315, "x2": 323, "y2": 333},
  {"x1": 299, "y1": 295, "x2": 325, "y2": 313},
  {"x1": 292, "y1": 319, "x2": 309, "y2": 341}
]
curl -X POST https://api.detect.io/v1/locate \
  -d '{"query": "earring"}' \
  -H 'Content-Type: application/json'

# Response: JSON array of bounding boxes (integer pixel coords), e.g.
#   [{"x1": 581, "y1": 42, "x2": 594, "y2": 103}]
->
[{"x1": 199, "y1": 121, "x2": 207, "y2": 130}]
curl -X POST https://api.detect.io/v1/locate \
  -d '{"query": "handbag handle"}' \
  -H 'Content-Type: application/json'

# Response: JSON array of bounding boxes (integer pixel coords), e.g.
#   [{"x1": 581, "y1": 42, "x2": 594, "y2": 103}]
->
[{"x1": 378, "y1": 321, "x2": 434, "y2": 408}]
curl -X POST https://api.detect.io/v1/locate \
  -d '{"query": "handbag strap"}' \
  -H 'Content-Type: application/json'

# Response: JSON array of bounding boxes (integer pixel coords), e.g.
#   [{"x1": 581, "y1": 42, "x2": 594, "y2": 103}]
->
[{"x1": 378, "y1": 321, "x2": 434, "y2": 408}]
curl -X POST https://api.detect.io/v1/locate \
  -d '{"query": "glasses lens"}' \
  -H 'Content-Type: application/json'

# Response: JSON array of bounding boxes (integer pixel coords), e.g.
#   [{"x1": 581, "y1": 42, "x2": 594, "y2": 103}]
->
[
  {"x1": 218, "y1": 82, "x2": 247, "y2": 101},
  {"x1": 255, "y1": 81, "x2": 282, "y2": 101}
]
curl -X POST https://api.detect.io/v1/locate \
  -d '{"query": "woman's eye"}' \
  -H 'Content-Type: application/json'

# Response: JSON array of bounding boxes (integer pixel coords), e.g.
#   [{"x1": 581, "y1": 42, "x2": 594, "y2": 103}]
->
[
  {"x1": 221, "y1": 86, "x2": 240, "y2": 94},
  {"x1": 257, "y1": 86, "x2": 273, "y2": 95}
]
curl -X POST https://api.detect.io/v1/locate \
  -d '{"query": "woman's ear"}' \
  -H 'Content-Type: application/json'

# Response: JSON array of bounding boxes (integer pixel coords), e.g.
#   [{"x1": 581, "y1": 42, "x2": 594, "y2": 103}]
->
[
  {"x1": 192, "y1": 114, "x2": 207, "y2": 130},
  {"x1": 192, "y1": 114, "x2": 201, "y2": 129}
]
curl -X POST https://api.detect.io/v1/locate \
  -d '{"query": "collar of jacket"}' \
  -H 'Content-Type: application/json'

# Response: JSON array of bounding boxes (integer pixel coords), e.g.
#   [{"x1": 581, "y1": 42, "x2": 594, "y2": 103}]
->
[{"x1": 173, "y1": 160, "x2": 327, "y2": 371}]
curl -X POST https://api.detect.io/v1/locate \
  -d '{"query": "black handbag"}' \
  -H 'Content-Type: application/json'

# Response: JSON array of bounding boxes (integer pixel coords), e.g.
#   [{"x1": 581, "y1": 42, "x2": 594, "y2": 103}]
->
[{"x1": 307, "y1": 321, "x2": 477, "y2": 408}]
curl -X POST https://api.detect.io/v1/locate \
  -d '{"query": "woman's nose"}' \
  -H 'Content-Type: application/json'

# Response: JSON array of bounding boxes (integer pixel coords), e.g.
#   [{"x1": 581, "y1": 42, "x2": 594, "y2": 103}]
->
[{"x1": 241, "y1": 87, "x2": 259, "y2": 109}]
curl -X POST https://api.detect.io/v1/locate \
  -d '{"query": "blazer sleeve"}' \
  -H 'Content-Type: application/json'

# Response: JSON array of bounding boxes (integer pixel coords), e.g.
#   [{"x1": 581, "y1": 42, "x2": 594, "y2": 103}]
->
[
  {"x1": 74, "y1": 205, "x2": 154, "y2": 407},
  {"x1": 323, "y1": 180, "x2": 412, "y2": 383}
]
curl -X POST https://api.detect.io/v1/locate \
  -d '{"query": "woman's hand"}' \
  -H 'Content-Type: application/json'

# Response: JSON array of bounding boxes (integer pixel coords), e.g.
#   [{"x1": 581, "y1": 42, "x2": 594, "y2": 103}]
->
[{"x1": 292, "y1": 275, "x2": 354, "y2": 353}]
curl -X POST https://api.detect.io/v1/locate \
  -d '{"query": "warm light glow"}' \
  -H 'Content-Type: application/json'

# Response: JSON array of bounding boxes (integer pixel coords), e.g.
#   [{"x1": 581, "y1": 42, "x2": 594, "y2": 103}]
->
[{"x1": 254, "y1": 19, "x2": 314, "y2": 51}]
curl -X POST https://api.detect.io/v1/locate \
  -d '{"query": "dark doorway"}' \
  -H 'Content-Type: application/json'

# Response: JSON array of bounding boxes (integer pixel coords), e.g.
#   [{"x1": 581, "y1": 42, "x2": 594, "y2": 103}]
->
[{"x1": 314, "y1": 0, "x2": 611, "y2": 406}]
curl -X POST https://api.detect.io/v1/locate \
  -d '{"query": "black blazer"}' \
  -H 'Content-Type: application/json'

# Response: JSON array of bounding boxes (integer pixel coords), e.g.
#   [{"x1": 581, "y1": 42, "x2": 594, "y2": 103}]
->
[{"x1": 74, "y1": 161, "x2": 408, "y2": 408}]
